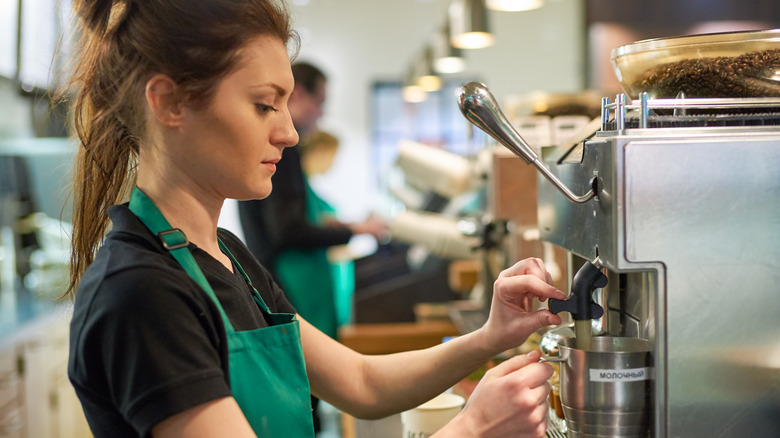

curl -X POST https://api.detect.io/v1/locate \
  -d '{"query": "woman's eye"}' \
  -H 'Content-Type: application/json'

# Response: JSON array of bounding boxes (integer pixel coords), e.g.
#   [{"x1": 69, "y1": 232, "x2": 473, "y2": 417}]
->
[{"x1": 255, "y1": 104, "x2": 278, "y2": 114}]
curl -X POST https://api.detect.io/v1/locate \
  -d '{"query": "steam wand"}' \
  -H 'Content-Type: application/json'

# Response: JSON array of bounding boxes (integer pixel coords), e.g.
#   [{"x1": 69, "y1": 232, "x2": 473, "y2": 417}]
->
[
  {"x1": 549, "y1": 261, "x2": 606, "y2": 350},
  {"x1": 456, "y1": 82, "x2": 597, "y2": 204}
]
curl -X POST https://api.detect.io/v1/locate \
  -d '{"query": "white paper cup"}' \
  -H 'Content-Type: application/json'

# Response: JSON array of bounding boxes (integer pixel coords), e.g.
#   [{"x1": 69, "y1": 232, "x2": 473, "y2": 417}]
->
[{"x1": 401, "y1": 393, "x2": 465, "y2": 438}]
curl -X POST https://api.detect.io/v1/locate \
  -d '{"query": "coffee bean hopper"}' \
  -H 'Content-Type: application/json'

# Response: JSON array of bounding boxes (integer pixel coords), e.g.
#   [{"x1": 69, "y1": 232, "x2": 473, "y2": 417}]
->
[{"x1": 457, "y1": 29, "x2": 780, "y2": 438}]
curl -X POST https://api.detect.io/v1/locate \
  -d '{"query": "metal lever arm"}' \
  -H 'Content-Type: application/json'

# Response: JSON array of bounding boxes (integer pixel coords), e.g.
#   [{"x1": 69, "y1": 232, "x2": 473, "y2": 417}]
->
[{"x1": 457, "y1": 82, "x2": 596, "y2": 204}]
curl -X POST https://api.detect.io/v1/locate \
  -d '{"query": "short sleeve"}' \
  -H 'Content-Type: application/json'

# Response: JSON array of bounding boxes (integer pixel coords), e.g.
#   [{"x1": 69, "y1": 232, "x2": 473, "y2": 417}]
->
[{"x1": 69, "y1": 263, "x2": 232, "y2": 436}]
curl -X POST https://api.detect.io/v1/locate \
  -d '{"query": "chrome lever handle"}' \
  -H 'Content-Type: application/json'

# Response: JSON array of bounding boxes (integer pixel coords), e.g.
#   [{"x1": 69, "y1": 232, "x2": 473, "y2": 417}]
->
[{"x1": 457, "y1": 82, "x2": 596, "y2": 204}]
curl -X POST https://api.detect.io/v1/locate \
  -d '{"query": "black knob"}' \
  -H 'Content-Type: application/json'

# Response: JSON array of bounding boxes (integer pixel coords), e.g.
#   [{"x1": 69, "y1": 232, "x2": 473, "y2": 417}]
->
[{"x1": 549, "y1": 261, "x2": 606, "y2": 321}]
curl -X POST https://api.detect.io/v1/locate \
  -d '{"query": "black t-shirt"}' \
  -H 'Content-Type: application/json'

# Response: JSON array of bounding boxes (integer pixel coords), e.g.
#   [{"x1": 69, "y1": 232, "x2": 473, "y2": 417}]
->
[{"x1": 68, "y1": 204, "x2": 296, "y2": 438}]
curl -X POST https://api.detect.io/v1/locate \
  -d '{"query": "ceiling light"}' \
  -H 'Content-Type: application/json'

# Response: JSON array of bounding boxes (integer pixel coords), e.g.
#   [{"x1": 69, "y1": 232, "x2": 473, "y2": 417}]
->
[
  {"x1": 449, "y1": 0, "x2": 495, "y2": 49},
  {"x1": 433, "y1": 24, "x2": 466, "y2": 74},
  {"x1": 402, "y1": 66, "x2": 427, "y2": 103},
  {"x1": 486, "y1": 0, "x2": 544, "y2": 11},
  {"x1": 416, "y1": 47, "x2": 442, "y2": 92}
]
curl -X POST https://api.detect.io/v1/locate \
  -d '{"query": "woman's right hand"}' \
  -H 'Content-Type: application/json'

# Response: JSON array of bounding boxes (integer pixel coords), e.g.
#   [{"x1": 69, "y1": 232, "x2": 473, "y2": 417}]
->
[{"x1": 436, "y1": 350, "x2": 553, "y2": 438}]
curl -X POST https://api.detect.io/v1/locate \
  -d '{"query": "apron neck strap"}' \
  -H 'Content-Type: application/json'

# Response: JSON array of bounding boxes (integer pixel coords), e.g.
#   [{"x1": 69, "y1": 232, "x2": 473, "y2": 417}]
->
[
  {"x1": 218, "y1": 238, "x2": 272, "y2": 314},
  {"x1": 128, "y1": 186, "x2": 236, "y2": 332}
]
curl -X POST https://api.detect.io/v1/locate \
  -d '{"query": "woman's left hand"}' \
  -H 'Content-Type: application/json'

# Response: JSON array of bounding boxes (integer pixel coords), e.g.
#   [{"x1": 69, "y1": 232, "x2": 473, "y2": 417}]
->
[
  {"x1": 479, "y1": 257, "x2": 566, "y2": 353},
  {"x1": 437, "y1": 350, "x2": 554, "y2": 438}
]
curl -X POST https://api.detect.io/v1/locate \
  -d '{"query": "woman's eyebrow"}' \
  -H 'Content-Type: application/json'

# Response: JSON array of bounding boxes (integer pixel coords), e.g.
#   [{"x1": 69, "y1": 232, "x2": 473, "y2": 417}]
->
[{"x1": 249, "y1": 82, "x2": 287, "y2": 96}]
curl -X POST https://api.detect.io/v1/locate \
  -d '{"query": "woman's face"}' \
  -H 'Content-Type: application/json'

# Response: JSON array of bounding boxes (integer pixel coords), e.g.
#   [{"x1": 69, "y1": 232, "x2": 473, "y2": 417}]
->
[{"x1": 175, "y1": 35, "x2": 298, "y2": 201}]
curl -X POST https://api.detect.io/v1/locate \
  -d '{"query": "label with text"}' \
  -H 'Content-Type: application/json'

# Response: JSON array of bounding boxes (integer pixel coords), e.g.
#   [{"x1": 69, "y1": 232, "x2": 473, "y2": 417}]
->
[{"x1": 589, "y1": 367, "x2": 652, "y2": 382}]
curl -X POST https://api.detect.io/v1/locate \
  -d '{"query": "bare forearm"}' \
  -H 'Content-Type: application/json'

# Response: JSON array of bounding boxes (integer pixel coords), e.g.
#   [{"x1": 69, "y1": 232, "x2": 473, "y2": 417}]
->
[
  {"x1": 349, "y1": 329, "x2": 499, "y2": 419},
  {"x1": 302, "y1": 316, "x2": 502, "y2": 420}
]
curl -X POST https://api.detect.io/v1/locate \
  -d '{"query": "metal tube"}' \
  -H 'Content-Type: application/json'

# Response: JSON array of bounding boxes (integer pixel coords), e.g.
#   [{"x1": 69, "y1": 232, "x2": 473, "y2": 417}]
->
[{"x1": 457, "y1": 82, "x2": 596, "y2": 204}]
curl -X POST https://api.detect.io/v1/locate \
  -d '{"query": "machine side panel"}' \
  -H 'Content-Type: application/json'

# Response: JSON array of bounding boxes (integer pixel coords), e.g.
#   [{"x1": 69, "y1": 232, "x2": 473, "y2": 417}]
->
[{"x1": 625, "y1": 138, "x2": 780, "y2": 437}]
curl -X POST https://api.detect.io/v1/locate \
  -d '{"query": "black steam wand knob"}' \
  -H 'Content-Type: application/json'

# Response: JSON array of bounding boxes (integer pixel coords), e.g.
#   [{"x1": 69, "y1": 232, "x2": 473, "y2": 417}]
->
[{"x1": 549, "y1": 261, "x2": 606, "y2": 320}]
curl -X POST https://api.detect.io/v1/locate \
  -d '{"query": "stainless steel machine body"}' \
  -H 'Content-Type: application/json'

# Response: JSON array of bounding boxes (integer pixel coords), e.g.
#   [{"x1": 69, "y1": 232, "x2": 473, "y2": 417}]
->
[{"x1": 537, "y1": 95, "x2": 780, "y2": 437}]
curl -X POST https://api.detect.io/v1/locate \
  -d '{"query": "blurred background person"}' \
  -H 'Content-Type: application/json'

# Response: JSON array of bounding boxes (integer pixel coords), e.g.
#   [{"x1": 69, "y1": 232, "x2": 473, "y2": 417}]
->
[{"x1": 275, "y1": 129, "x2": 354, "y2": 339}]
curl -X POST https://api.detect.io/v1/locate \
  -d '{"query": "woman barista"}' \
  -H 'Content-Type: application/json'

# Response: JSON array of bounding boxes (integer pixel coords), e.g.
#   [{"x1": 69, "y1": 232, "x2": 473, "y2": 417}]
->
[{"x1": 64, "y1": 1, "x2": 566, "y2": 437}]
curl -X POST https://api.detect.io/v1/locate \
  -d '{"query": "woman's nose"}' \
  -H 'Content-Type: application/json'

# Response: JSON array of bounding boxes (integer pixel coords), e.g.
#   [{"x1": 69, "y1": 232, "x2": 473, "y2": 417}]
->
[{"x1": 274, "y1": 113, "x2": 299, "y2": 148}]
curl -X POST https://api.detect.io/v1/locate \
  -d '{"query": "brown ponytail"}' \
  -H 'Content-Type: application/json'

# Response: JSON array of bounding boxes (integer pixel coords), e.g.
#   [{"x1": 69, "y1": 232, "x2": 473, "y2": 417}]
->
[{"x1": 63, "y1": 0, "x2": 297, "y2": 299}]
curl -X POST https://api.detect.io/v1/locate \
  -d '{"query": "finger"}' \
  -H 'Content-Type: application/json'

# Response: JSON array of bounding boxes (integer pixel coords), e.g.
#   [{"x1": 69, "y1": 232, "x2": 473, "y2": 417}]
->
[
  {"x1": 540, "y1": 382, "x2": 552, "y2": 406},
  {"x1": 513, "y1": 380, "x2": 551, "y2": 410},
  {"x1": 486, "y1": 352, "x2": 556, "y2": 389},
  {"x1": 495, "y1": 274, "x2": 566, "y2": 303},
  {"x1": 509, "y1": 309, "x2": 564, "y2": 336},
  {"x1": 543, "y1": 263, "x2": 554, "y2": 286},
  {"x1": 520, "y1": 396, "x2": 550, "y2": 434},
  {"x1": 534, "y1": 413, "x2": 549, "y2": 437},
  {"x1": 531, "y1": 257, "x2": 555, "y2": 286},
  {"x1": 533, "y1": 382, "x2": 552, "y2": 406},
  {"x1": 484, "y1": 350, "x2": 541, "y2": 378},
  {"x1": 535, "y1": 309, "x2": 563, "y2": 328},
  {"x1": 497, "y1": 257, "x2": 547, "y2": 280},
  {"x1": 520, "y1": 362, "x2": 557, "y2": 389}
]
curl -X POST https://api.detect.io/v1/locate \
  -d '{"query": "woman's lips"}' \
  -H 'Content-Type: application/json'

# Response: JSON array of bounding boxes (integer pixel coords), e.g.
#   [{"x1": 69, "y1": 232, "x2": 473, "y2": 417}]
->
[{"x1": 263, "y1": 159, "x2": 280, "y2": 173}]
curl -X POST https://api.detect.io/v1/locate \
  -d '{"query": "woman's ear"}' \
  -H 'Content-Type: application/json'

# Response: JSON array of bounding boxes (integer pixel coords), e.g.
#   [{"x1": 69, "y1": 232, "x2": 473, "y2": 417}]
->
[{"x1": 145, "y1": 74, "x2": 182, "y2": 127}]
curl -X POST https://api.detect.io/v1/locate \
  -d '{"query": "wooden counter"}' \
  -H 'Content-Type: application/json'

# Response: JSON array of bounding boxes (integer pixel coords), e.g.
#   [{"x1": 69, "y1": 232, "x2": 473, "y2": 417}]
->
[{"x1": 338, "y1": 320, "x2": 459, "y2": 355}]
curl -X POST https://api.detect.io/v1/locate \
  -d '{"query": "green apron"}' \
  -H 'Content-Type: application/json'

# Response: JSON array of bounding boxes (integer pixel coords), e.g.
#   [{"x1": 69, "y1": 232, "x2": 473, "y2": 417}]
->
[{"x1": 128, "y1": 187, "x2": 314, "y2": 437}]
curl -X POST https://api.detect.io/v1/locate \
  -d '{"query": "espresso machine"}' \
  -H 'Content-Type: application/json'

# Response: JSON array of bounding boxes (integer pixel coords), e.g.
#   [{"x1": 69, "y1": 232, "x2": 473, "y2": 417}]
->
[{"x1": 457, "y1": 78, "x2": 780, "y2": 436}]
